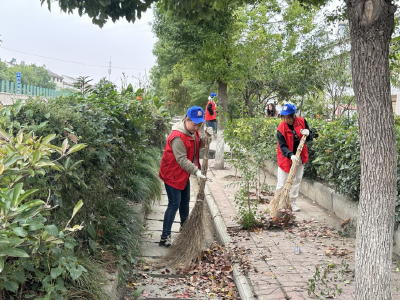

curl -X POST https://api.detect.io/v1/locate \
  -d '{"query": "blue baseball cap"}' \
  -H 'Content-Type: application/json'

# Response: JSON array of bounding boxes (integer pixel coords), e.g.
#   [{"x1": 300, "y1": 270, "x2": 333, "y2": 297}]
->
[
  {"x1": 281, "y1": 103, "x2": 296, "y2": 115},
  {"x1": 187, "y1": 106, "x2": 205, "y2": 124},
  {"x1": 210, "y1": 92, "x2": 217, "y2": 98}
]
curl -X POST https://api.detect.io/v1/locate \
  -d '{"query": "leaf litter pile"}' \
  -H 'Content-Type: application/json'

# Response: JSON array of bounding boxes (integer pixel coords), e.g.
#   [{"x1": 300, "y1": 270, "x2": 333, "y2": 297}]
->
[{"x1": 126, "y1": 241, "x2": 251, "y2": 299}]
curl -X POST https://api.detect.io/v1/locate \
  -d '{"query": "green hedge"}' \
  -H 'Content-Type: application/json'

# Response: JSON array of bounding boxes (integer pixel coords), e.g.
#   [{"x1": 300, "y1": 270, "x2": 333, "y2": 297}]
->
[
  {"x1": 0, "y1": 81, "x2": 166, "y2": 298},
  {"x1": 225, "y1": 116, "x2": 400, "y2": 224}
]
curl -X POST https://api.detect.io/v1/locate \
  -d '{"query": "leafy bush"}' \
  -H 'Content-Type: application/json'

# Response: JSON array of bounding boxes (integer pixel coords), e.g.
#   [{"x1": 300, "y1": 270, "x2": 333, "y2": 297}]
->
[
  {"x1": 311, "y1": 119, "x2": 360, "y2": 199},
  {"x1": 0, "y1": 120, "x2": 87, "y2": 298},
  {"x1": 0, "y1": 81, "x2": 167, "y2": 297}
]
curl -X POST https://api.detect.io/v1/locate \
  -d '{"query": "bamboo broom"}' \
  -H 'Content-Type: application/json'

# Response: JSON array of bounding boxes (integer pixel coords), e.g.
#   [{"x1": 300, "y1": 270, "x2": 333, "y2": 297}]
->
[
  {"x1": 163, "y1": 130, "x2": 211, "y2": 267},
  {"x1": 269, "y1": 134, "x2": 307, "y2": 218}
]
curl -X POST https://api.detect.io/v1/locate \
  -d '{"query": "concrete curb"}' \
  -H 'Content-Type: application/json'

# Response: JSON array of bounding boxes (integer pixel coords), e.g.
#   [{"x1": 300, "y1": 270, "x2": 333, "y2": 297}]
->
[
  {"x1": 205, "y1": 184, "x2": 255, "y2": 300},
  {"x1": 263, "y1": 159, "x2": 400, "y2": 256}
]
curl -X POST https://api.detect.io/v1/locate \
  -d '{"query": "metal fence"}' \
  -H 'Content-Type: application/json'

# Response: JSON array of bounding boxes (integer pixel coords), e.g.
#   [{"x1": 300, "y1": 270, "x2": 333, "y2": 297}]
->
[{"x1": 0, "y1": 80, "x2": 71, "y2": 98}]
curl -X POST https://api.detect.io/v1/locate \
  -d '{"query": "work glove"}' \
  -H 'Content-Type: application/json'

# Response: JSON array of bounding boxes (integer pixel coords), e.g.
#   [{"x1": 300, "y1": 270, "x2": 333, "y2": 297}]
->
[
  {"x1": 206, "y1": 127, "x2": 213, "y2": 136},
  {"x1": 291, "y1": 155, "x2": 299, "y2": 162},
  {"x1": 300, "y1": 129, "x2": 309, "y2": 136},
  {"x1": 196, "y1": 170, "x2": 206, "y2": 181},
  {"x1": 208, "y1": 96, "x2": 212, "y2": 101}
]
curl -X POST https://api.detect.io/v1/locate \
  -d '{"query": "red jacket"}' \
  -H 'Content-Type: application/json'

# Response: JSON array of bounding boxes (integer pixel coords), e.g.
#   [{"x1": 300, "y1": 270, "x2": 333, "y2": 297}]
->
[
  {"x1": 159, "y1": 130, "x2": 201, "y2": 190},
  {"x1": 205, "y1": 101, "x2": 216, "y2": 121},
  {"x1": 277, "y1": 117, "x2": 309, "y2": 173}
]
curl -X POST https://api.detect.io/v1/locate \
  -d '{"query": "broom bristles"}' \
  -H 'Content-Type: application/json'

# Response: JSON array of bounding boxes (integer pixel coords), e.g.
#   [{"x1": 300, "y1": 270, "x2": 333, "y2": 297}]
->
[
  {"x1": 269, "y1": 187, "x2": 292, "y2": 218},
  {"x1": 163, "y1": 200, "x2": 206, "y2": 267}
]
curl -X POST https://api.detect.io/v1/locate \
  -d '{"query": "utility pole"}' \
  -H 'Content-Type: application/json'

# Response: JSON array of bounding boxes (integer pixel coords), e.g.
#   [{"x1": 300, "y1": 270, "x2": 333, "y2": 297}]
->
[{"x1": 108, "y1": 57, "x2": 111, "y2": 81}]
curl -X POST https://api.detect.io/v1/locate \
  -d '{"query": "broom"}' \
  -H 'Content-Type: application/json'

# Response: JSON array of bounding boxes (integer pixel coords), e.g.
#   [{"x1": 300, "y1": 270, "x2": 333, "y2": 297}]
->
[
  {"x1": 163, "y1": 130, "x2": 211, "y2": 267},
  {"x1": 269, "y1": 134, "x2": 307, "y2": 218}
]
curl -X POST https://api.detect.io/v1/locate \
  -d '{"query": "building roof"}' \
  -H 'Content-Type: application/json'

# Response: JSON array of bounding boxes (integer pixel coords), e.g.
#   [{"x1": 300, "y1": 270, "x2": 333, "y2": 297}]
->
[{"x1": 47, "y1": 70, "x2": 63, "y2": 80}]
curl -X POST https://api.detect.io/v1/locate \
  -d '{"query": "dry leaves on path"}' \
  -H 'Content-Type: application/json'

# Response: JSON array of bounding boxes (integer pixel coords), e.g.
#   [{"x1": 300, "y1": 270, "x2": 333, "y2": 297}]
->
[{"x1": 126, "y1": 241, "x2": 251, "y2": 299}]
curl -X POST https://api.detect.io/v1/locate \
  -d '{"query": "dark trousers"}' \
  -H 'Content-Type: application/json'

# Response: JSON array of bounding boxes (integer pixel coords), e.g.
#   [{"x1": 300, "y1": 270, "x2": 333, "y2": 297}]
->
[{"x1": 161, "y1": 180, "x2": 191, "y2": 239}]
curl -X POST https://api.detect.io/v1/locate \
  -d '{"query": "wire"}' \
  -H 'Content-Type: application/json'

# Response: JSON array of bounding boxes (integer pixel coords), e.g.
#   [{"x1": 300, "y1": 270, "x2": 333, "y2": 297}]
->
[{"x1": 0, "y1": 46, "x2": 146, "y2": 71}]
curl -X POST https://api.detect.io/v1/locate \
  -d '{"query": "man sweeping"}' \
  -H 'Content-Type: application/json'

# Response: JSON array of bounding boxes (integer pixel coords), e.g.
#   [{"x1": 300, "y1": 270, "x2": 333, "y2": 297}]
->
[
  {"x1": 276, "y1": 103, "x2": 312, "y2": 212},
  {"x1": 159, "y1": 106, "x2": 213, "y2": 247}
]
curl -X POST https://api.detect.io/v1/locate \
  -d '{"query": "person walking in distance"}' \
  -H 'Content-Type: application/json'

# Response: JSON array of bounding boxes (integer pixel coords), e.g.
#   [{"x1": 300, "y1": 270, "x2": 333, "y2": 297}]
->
[
  {"x1": 205, "y1": 93, "x2": 217, "y2": 133},
  {"x1": 266, "y1": 103, "x2": 278, "y2": 117},
  {"x1": 276, "y1": 103, "x2": 312, "y2": 212},
  {"x1": 158, "y1": 106, "x2": 213, "y2": 247}
]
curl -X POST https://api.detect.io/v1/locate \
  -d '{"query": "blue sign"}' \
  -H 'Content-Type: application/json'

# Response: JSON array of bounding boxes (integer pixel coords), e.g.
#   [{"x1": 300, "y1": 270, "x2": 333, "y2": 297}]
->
[{"x1": 16, "y1": 72, "x2": 21, "y2": 94}]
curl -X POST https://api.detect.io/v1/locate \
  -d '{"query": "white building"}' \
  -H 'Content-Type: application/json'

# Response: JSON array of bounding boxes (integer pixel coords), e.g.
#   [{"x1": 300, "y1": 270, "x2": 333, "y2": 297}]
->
[
  {"x1": 47, "y1": 70, "x2": 64, "y2": 90},
  {"x1": 62, "y1": 75, "x2": 78, "y2": 90}
]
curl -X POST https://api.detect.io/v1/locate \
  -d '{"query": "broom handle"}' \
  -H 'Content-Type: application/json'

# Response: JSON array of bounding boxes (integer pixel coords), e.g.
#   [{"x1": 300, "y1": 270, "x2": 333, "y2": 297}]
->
[
  {"x1": 197, "y1": 130, "x2": 211, "y2": 201},
  {"x1": 285, "y1": 134, "x2": 307, "y2": 184}
]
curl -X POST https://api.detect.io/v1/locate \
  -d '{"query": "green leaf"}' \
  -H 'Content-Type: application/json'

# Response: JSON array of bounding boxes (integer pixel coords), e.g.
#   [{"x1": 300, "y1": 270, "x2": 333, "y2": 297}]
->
[
  {"x1": 13, "y1": 227, "x2": 28, "y2": 237},
  {"x1": 16, "y1": 200, "x2": 45, "y2": 214},
  {"x1": 17, "y1": 130, "x2": 23, "y2": 144},
  {"x1": 4, "y1": 155, "x2": 24, "y2": 168},
  {"x1": 67, "y1": 144, "x2": 87, "y2": 155},
  {"x1": 11, "y1": 183, "x2": 23, "y2": 207},
  {"x1": 3, "y1": 280, "x2": 18, "y2": 292},
  {"x1": 15, "y1": 269, "x2": 25, "y2": 283},
  {"x1": 71, "y1": 200, "x2": 83, "y2": 220},
  {"x1": 87, "y1": 225, "x2": 96, "y2": 240},
  {"x1": 89, "y1": 239, "x2": 97, "y2": 252},
  {"x1": 0, "y1": 247, "x2": 29, "y2": 257},
  {"x1": 61, "y1": 138, "x2": 68, "y2": 154},
  {"x1": 26, "y1": 219, "x2": 45, "y2": 231},
  {"x1": 0, "y1": 257, "x2": 3, "y2": 272},
  {"x1": 0, "y1": 191, "x2": 12, "y2": 203},
  {"x1": 68, "y1": 160, "x2": 84, "y2": 171},
  {"x1": 44, "y1": 225, "x2": 59, "y2": 237},
  {"x1": 0, "y1": 128, "x2": 10, "y2": 141},
  {"x1": 32, "y1": 149, "x2": 41, "y2": 163},
  {"x1": 51, "y1": 267, "x2": 63, "y2": 279},
  {"x1": 17, "y1": 189, "x2": 39, "y2": 205},
  {"x1": 69, "y1": 265, "x2": 87, "y2": 280},
  {"x1": 42, "y1": 143, "x2": 63, "y2": 154},
  {"x1": 41, "y1": 134, "x2": 56, "y2": 145}
]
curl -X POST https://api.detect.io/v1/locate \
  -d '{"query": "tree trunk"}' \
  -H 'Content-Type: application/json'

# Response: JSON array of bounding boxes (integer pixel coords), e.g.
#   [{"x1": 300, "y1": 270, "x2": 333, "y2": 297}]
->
[
  {"x1": 214, "y1": 81, "x2": 227, "y2": 170},
  {"x1": 347, "y1": 1, "x2": 397, "y2": 299}
]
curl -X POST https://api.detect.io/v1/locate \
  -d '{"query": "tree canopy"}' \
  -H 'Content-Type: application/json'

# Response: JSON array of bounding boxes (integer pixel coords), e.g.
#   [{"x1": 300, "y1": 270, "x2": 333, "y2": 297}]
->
[{"x1": 0, "y1": 60, "x2": 56, "y2": 89}]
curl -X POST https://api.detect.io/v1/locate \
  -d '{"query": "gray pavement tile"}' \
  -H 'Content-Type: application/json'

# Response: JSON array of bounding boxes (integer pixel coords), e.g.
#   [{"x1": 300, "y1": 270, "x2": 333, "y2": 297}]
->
[{"x1": 140, "y1": 240, "x2": 170, "y2": 258}]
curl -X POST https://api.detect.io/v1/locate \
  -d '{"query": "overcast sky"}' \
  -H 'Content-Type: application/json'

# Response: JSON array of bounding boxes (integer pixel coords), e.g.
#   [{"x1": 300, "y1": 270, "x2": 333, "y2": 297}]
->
[{"x1": 0, "y1": 0, "x2": 156, "y2": 89}]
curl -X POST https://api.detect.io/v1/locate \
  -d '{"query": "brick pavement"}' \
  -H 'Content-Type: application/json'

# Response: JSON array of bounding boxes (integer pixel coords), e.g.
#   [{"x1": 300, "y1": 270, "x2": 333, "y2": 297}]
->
[{"x1": 207, "y1": 159, "x2": 400, "y2": 300}]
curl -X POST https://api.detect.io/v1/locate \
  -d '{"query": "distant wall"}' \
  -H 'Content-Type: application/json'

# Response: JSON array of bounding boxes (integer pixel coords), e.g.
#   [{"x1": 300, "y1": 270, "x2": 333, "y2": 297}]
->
[{"x1": 0, "y1": 93, "x2": 32, "y2": 105}]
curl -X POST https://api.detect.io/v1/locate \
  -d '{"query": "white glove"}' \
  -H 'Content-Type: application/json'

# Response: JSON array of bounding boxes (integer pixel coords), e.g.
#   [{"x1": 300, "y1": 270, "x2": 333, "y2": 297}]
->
[
  {"x1": 291, "y1": 155, "x2": 299, "y2": 162},
  {"x1": 208, "y1": 96, "x2": 212, "y2": 101},
  {"x1": 196, "y1": 170, "x2": 206, "y2": 180},
  {"x1": 301, "y1": 129, "x2": 309, "y2": 136},
  {"x1": 206, "y1": 127, "x2": 213, "y2": 136}
]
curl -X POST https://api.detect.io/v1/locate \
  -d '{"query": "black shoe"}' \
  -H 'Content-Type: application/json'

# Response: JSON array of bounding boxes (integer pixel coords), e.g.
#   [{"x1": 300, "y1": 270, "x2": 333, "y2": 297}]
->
[{"x1": 159, "y1": 235, "x2": 172, "y2": 247}]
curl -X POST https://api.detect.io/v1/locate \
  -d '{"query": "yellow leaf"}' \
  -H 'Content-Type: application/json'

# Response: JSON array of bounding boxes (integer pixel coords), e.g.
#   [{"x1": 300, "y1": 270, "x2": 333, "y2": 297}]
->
[{"x1": 0, "y1": 163, "x2": 4, "y2": 175}]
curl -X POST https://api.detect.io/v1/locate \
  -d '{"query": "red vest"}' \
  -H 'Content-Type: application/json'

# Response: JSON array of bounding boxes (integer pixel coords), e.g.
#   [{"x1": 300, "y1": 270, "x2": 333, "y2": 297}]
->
[
  {"x1": 159, "y1": 130, "x2": 201, "y2": 190},
  {"x1": 277, "y1": 117, "x2": 309, "y2": 173},
  {"x1": 205, "y1": 101, "x2": 216, "y2": 121}
]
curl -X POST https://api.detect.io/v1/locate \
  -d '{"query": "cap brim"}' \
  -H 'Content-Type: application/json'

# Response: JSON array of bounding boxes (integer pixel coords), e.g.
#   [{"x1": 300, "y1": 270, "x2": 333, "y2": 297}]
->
[{"x1": 191, "y1": 117, "x2": 205, "y2": 124}]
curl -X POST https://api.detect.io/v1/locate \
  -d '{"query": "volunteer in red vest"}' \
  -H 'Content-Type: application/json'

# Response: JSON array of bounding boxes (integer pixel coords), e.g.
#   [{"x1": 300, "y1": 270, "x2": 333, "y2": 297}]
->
[
  {"x1": 276, "y1": 103, "x2": 312, "y2": 212},
  {"x1": 205, "y1": 92, "x2": 217, "y2": 131},
  {"x1": 159, "y1": 106, "x2": 213, "y2": 247}
]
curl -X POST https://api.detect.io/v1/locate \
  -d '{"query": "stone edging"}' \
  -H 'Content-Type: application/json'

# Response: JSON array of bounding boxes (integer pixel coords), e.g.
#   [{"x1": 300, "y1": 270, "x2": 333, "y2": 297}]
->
[
  {"x1": 263, "y1": 159, "x2": 400, "y2": 256},
  {"x1": 205, "y1": 184, "x2": 256, "y2": 300}
]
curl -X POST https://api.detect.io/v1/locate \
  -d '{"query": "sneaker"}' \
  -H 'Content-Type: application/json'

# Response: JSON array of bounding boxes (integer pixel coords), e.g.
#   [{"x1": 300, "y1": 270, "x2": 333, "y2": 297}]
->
[
  {"x1": 159, "y1": 235, "x2": 172, "y2": 247},
  {"x1": 291, "y1": 201, "x2": 300, "y2": 212}
]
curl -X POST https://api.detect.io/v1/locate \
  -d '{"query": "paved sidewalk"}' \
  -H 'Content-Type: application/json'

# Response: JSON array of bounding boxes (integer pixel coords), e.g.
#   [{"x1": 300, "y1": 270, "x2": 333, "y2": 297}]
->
[{"x1": 207, "y1": 159, "x2": 400, "y2": 300}]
